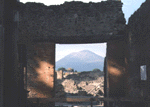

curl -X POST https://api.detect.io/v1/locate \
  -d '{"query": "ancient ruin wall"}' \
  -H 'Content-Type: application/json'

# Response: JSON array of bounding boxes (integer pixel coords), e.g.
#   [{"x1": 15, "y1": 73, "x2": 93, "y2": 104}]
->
[
  {"x1": 56, "y1": 70, "x2": 63, "y2": 80},
  {"x1": 127, "y1": 0, "x2": 150, "y2": 99},
  {"x1": 27, "y1": 43, "x2": 55, "y2": 98},
  {"x1": 18, "y1": 0, "x2": 127, "y2": 101},
  {"x1": 128, "y1": 1, "x2": 150, "y2": 37},
  {"x1": 18, "y1": 1, "x2": 125, "y2": 43},
  {"x1": 107, "y1": 40, "x2": 129, "y2": 98}
]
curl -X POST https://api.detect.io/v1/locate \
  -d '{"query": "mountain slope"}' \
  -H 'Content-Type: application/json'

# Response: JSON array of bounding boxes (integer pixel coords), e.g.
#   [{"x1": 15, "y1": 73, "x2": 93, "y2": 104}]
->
[{"x1": 56, "y1": 50, "x2": 104, "y2": 72}]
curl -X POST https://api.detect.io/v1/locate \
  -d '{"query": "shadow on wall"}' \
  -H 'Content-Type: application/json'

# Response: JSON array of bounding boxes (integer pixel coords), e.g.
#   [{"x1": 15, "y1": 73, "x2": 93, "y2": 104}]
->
[
  {"x1": 27, "y1": 43, "x2": 56, "y2": 99},
  {"x1": 26, "y1": 42, "x2": 66, "y2": 107},
  {"x1": 27, "y1": 57, "x2": 54, "y2": 98},
  {"x1": 107, "y1": 40, "x2": 129, "y2": 98},
  {"x1": 27, "y1": 58, "x2": 66, "y2": 107}
]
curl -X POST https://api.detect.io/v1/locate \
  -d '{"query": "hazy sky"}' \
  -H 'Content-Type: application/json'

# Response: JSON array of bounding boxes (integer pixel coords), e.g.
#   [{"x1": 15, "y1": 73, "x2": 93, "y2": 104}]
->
[{"x1": 20, "y1": 0, "x2": 146, "y2": 61}]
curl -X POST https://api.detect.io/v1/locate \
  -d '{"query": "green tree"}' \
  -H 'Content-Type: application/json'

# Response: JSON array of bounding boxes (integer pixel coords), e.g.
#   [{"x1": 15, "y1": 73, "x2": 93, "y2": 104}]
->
[
  {"x1": 57, "y1": 67, "x2": 66, "y2": 71},
  {"x1": 92, "y1": 68, "x2": 101, "y2": 72}
]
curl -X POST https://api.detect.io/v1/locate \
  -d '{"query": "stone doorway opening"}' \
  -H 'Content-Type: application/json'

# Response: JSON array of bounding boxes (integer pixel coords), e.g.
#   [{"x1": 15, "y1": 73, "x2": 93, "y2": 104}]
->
[
  {"x1": 19, "y1": 42, "x2": 107, "y2": 107},
  {"x1": 55, "y1": 43, "x2": 106, "y2": 106}
]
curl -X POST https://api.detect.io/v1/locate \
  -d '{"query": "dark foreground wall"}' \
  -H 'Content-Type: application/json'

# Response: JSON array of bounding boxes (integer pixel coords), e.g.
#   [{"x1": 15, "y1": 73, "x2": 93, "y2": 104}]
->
[
  {"x1": 126, "y1": 0, "x2": 150, "y2": 106},
  {"x1": 0, "y1": 2, "x2": 4, "y2": 106},
  {"x1": 1, "y1": 0, "x2": 26, "y2": 107},
  {"x1": 127, "y1": 0, "x2": 150, "y2": 97}
]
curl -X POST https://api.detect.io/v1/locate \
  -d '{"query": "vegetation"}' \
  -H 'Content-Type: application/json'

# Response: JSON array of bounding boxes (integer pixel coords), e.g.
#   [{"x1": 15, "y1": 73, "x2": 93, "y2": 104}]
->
[
  {"x1": 92, "y1": 68, "x2": 101, "y2": 72},
  {"x1": 57, "y1": 67, "x2": 102, "y2": 73},
  {"x1": 57, "y1": 67, "x2": 66, "y2": 71}
]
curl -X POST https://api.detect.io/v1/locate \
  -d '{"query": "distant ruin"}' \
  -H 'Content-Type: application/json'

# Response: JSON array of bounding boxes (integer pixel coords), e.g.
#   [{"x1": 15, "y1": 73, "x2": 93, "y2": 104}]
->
[{"x1": 56, "y1": 70, "x2": 63, "y2": 80}]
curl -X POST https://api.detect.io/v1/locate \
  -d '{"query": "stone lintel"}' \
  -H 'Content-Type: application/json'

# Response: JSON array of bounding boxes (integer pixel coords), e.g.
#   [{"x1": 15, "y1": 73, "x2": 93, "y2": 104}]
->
[
  {"x1": 18, "y1": 34, "x2": 125, "y2": 44},
  {"x1": 18, "y1": 1, "x2": 125, "y2": 43}
]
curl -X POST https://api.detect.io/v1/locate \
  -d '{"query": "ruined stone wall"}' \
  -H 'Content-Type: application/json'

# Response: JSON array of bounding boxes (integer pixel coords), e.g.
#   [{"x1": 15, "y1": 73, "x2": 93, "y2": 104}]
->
[
  {"x1": 107, "y1": 40, "x2": 129, "y2": 98},
  {"x1": 56, "y1": 70, "x2": 63, "y2": 80},
  {"x1": 127, "y1": 1, "x2": 150, "y2": 100},
  {"x1": 27, "y1": 43, "x2": 55, "y2": 98},
  {"x1": 127, "y1": 0, "x2": 150, "y2": 68},
  {"x1": 0, "y1": 3, "x2": 4, "y2": 106},
  {"x1": 0, "y1": 18, "x2": 4, "y2": 107},
  {"x1": 127, "y1": 0, "x2": 150, "y2": 66},
  {"x1": 18, "y1": 1, "x2": 125, "y2": 43}
]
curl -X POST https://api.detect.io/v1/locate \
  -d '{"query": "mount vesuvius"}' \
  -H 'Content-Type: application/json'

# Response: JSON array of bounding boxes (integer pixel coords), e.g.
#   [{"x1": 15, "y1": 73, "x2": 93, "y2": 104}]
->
[{"x1": 56, "y1": 50, "x2": 104, "y2": 72}]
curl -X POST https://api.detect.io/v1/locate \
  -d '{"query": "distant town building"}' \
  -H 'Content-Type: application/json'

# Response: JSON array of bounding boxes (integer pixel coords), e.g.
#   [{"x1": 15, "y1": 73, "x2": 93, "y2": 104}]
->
[{"x1": 67, "y1": 68, "x2": 74, "y2": 72}]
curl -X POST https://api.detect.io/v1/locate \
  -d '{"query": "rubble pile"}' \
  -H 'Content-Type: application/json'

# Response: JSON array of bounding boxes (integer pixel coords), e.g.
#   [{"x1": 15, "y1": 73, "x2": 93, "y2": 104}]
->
[{"x1": 55, "y1": 71, "x2": 104, "y2": 97}]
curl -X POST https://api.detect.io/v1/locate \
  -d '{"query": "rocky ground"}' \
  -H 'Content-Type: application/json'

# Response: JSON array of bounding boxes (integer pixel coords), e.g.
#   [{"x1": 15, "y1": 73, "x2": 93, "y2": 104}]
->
[{"x1": 55, "y1": 71, "x2": 104, "y2": 98}]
